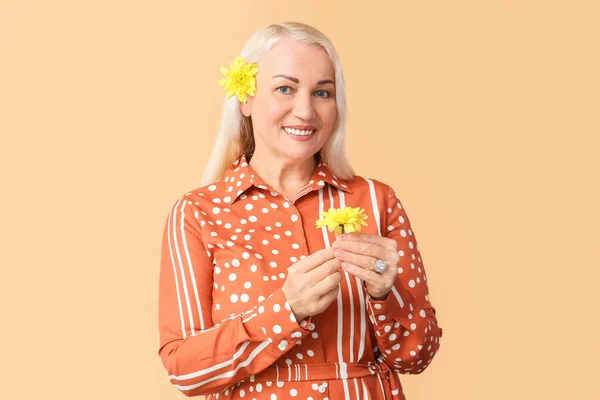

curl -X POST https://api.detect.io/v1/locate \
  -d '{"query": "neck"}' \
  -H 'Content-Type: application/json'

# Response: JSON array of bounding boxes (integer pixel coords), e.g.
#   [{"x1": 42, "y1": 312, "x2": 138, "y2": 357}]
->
[{"x1": 248, "y1": 151, "x2": 318, "y2": 197}]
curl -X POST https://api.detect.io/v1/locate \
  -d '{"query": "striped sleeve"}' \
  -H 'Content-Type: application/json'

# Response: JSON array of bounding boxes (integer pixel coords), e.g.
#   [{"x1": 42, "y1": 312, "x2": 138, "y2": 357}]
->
[
  {"x1": 158, "y1": 195, "x2": 312, "y2": 396},
  {"x1": 366, "y1": 186, "x2": 442, "y2": 375}
]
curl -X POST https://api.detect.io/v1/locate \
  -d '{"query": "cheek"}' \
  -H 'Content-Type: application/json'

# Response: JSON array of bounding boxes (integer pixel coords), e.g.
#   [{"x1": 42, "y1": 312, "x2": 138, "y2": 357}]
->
[{"x1": 321, "y1": 104, "x2": 338, "y2": 127}]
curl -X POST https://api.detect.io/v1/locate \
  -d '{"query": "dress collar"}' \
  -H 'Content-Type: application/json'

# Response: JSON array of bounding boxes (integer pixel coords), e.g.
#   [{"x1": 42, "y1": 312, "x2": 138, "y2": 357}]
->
[{"x1": 222, "y1": 154, "x2": 353, "y2": 205}]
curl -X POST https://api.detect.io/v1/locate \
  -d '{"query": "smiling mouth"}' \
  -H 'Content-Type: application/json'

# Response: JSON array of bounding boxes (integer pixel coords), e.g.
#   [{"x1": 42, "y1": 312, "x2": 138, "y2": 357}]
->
[{"x1": 283, "y1": 127, "x2": 316, "y2": 136}]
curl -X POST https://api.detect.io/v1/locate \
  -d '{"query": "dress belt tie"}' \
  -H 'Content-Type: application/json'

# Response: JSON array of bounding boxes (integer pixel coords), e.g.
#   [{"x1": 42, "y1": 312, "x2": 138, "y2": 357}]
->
[{"x1": 249, "y1": 361, "x2": 391, "y2": 383}]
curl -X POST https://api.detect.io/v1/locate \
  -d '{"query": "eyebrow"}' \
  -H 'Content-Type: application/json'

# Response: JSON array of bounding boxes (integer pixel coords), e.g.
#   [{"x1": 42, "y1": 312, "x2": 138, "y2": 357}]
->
[{"x1": 272, "y1": 74, "x2": 334, "y2": 85}]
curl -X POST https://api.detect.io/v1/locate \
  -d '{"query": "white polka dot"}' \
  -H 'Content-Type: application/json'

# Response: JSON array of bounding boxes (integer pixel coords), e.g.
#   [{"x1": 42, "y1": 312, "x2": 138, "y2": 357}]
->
[
  {"x1": 242, "y1": 252, "x2": 250, "y2": 259},
  {"x1": 241, "y1": 294, "x2": 249, "y2": 302},
  {"x1": 390, "y1": 333, "x2": 397, "y2": 341},
  {"x1": 270, "y1": 394, "x2": 277, "y2": 400},
  {"x1": 290, "y1": 389, "x2": 298, "y2": 396},
  {"x1": 244, "y1": 281, "x2": 252, "y2": 289},
  {"x1": 278, "y1": 340, "x2": 288, "y2": 350},
  {"x1": 256, "y1": 383, "x2": 263, "y2": 392},
  {"x1": 240, "y1": 389, "x2": 245, "y2": 397},
  {"x1": 312, "y1": 383, "x2": 318, "y2": 390},
  {"x1": 408, "y1": 279, "x2": 415, "y2": 288},
  {"x1": 228, "y1": 273, "x2": 237, "y2": 281},
  {"x1": 212, "y1": 207, "x2": 221, "y2": 214},
  {"x1": 258, "y1": 306, "x2": 265, "y2": 314},
  {"x1": 307, "y1": 350, "x2": 314, "y2": 356},
  {"x1": 273, "y1": 304, "x2": 281, "y2": 312},
  {"x1": 392, "y1": 344, "x2": 401, "y2": 350},
  {"x1": 291, "y1": 214, "x2": 298, "y2": 222},
  {"x1": 230, "y1": 294, "x2": 239, "y2": 303},
  {"x1": 232, "y1": 259, "x2": 240, "y2": 267},
  {"x1": 273, "y1": 325, "x2": 282, "y2": 334},
  {"x1": 420, "y1": 310, "x2": 427, "y2": 318},
  {"x1": 311, "y1": 332, "x2": 318, "y2": 338},
  {"x1": 374, "y1": 304, "x2": 382, "y2": 309},
  {"x1": 208, "y1": 185, "x2": 217, "y2": 191},
  {"x1": 410, "y1": 323, "x2": 417, "y2": 330},
  {"x1": 292, "y1": 243, "x2": 300, "y2": 249},
  {"x1": 250, "y1": 265, "x2": 258, "y2": 272}
]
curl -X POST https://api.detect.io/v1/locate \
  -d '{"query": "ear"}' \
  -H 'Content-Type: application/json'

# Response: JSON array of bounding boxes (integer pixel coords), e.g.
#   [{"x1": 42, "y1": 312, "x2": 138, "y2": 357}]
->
[{"x1": 240, "y1": 96, "x2": 253, "y2": 117}]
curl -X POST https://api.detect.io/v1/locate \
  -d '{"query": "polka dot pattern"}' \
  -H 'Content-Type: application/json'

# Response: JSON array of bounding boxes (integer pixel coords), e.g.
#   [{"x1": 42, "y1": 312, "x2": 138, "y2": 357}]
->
[{"x1": 158, "y1": 155, "x2": 442, "y2": 398}]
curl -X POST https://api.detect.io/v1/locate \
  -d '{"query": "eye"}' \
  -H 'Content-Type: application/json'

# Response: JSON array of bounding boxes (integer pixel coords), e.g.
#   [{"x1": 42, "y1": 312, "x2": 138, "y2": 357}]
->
[
  {"x1": 276, "y1": 86, "x2": 293, "y2": 94},
  {"x1": 315, "y1": 90, "x2": 331, "y2": 98}
]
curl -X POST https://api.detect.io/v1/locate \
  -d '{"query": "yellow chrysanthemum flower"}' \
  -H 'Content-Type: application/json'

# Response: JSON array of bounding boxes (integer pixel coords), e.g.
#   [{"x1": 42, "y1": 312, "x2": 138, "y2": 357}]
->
[
  {"x1": 315, "y1": 206, "x2": 369, "y2": 235},
  {"x1": 216, "y1": 56, "x2": 258, "y2": 103}
]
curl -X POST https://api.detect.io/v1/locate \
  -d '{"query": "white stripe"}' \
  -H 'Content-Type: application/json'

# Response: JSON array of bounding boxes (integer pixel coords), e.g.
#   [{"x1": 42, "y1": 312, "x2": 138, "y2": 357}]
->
[
  {"x1": 391, "y1": 286, "x2": 406, "y2": 308},
  {"x1": 276, "y1": 365, "x2": 279, "y2": 382},
  {"x1": 169, "y1": 341, "x2": 252, "y2": 380},
  {"x1": 322, "y1": 187, "x2": 350, "y2": 400},
  {"x1": 353, "y1": 377, "x2": 361, "y2": 400},
  {"x1": 288, "y1": 364, "x2": 291, "y2": 381},
  {"x1": 377, "y1": 373, "x2": 386, "y2": 398},
  {"x1": 167, "y1": 198, "x2": 186, "y2": 338},
  {"x1": 364, "y1": 178, "x2": 381, "y2": 235},
  {"x1": 332, "y1": 186, "x2": 354, "y2": 363},
  {"x1": 174, "y1": 200, "x2": 195, "y2": 334},
  {"x1": 305, "y1": 364, "x2": 308, "y2": 380},
  {"x1": 338, "y1": 189, "x2": 360, "y2": 362},
  {"x1": 340, "y1": 362, "x2": 349, "y2": 379},
  {"x1": 178, "y1": 200, "x2": 205, "y2": 331},
  {"x1": 318, "y1": 188, "x2": 330, "y2": 248},
  {"x1": 342, "y1": 378, "x2": 351, "y2": 400},
  {"x1": 362, "y1": 378, "x2": 370, "y2": 400},
  {"x1": 176, "y1": 340, "x2": 272, "y2": 391}
]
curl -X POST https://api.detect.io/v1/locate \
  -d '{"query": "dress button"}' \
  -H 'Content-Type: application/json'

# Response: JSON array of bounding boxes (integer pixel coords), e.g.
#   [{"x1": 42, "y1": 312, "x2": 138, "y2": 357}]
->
[{"x1": 318, "y1": 382, "x2": 327, "y2": 393}]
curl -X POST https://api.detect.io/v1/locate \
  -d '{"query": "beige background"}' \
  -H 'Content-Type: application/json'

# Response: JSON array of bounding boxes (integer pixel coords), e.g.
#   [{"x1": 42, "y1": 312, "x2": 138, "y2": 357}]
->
[{"x1": 1, "y1": 1, "x2": 599, "y2": 399}]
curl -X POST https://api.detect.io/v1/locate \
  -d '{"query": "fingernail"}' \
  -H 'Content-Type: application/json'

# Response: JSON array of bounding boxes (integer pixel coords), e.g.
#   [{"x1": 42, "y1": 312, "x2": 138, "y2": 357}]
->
[{"x1": 334, "y1": 250, "x2": 344, "y2": 258}]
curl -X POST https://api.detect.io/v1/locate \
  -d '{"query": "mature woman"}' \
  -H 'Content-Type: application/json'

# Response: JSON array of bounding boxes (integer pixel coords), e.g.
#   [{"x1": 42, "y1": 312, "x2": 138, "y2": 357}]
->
[{"x1": 158, "y1": 22, "x2": 442, "y2": 400}]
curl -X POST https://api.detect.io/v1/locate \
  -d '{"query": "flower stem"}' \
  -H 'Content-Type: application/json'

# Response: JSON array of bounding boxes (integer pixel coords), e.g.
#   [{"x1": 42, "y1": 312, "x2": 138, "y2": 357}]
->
[{"x1": 340, "y1": 225, "x2": 345, "y2": 234}]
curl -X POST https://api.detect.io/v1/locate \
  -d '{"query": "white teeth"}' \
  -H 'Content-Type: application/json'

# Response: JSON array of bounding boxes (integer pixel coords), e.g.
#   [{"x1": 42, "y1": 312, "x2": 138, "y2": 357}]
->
[{"x1": 284, "y1": 127, "x2": 315, "y2": 136}]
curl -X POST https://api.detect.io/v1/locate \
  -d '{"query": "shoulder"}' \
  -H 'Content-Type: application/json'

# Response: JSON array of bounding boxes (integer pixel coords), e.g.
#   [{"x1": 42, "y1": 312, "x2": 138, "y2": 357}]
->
[
  {"x1": 164, "y1": 179, "x2": 230, "y2": 218},
  {"x1": 347, "y1": 174, "x2": 396, "y2": 200}
]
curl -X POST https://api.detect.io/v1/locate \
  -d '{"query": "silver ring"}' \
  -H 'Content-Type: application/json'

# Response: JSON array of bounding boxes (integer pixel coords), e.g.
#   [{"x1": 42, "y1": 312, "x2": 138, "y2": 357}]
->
[{"x1": 373, "y1": 259, "x2": 388, "y2": 273}]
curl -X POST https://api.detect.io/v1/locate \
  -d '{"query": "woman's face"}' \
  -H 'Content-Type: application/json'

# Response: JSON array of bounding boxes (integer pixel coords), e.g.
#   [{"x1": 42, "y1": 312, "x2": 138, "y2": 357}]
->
[{"x1": 241, "y1": 38, "x2": 338, "y2": 164}]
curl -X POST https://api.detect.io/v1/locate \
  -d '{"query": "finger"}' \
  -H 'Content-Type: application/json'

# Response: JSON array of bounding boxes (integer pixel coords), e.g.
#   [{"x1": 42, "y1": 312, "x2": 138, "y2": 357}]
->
[
  {"x1": 306, "y1": 258, "x2": 342, "y2": 283},
  {"x1": 341, "y1": 262, "x2": 385, "y2": 284},
  {"x1": 333, "y1": 239, "x2": 391, "y2": 260},
  {"x1": 317, "y1": 286, "x2": 339, "y2": 311},
  {"x1": 335, "y1": 233, "x2": 397, "y2": 252},
  {"x1": 291, "y1": 247, "x2": 336, "y2": 273},
  {"x1": 334, "y1": 245, "x2": 398, "y2": 271},
  {"x1": 311, "y1": 270, "x2": 342, "y2": 296}
]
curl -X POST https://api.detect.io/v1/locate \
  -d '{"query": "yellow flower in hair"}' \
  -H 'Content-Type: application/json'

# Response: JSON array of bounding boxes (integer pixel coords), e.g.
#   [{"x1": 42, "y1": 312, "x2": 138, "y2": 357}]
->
[
  {"x1": 315, "y1": 206, "x2": 368, "y2": 235},
  {"x1": 216, "y1": 56, "x2": 258, "y2": 103}
]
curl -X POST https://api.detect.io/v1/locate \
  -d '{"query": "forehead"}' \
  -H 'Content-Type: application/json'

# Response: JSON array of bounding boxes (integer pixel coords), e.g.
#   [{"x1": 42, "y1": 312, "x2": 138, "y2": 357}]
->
[{"x1": 258, "y1": 38, "x2": 334, "y2": 79}]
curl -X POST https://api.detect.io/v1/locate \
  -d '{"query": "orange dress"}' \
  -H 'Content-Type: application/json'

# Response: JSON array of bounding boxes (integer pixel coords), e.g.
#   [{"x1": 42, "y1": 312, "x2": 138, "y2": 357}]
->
[{"x1": 158, "y1": 155, "x2": 443, "y2": 399}]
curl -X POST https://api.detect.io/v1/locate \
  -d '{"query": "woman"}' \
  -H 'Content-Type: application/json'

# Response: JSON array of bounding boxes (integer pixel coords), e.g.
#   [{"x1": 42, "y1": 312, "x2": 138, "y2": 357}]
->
[{"x1": 158, "y1": 22, "x2": 442, "y2": 399}]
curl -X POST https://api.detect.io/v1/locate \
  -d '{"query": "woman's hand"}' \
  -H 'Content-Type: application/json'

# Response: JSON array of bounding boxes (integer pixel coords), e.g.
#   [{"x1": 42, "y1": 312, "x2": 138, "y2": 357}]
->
[
  {"x1": 283, "y1": 247, "x2": 343, "y2": 322},
  {"x1": 332, "y1": 233, "x2": 399, "y2": 299}
]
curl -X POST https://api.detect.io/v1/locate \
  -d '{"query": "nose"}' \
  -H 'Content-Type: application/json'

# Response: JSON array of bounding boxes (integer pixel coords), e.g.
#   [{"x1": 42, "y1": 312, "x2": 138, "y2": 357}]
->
[{"x1": 292, "y1": 90, "x2": 316, "y2": 121}]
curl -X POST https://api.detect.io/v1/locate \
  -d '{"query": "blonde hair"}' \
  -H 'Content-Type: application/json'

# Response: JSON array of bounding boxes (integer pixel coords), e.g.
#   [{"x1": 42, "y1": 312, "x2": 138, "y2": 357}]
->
[{"x1": 200, "y1": 21, "x2": 355, "y2": 185}]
